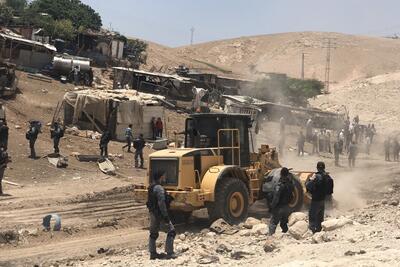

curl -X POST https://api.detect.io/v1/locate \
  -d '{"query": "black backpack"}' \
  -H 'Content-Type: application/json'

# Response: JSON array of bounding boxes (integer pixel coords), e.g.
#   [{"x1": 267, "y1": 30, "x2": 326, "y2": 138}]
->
[
  {"x1": 146, "y1": 184, "x2": 158, "y2": 213},
  {"x1": 324, "y1": 174, "x2": 334, "y2": 195}
]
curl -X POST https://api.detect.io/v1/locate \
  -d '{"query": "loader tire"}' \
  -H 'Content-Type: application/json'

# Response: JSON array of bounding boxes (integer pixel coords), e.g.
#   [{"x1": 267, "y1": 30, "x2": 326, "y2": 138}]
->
[
  {"x1": 288, "y1": 176, "x2": 304, "y2": 212},
  {"x1": 207, "y1": 178, "x2": 249, "y2": 224}
]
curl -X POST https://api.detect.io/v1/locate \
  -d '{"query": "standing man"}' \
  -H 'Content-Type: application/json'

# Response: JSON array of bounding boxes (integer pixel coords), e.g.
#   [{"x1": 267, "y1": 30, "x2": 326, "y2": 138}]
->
[
  {"x1": 268, "y1": 167, "x2": 294, "y2": 235},
  {"x1": 312, "y1": 131, "x2": 319, "y2": 155},
  {"x1": 384, "y1": 137, "x2": 391, "y2": 161},
  {"x1": 393, "y1": 138, "x2": 400, "y2": 162},
  {"x1": 122, "y1": 124, "x2": 134, "y2": 152},
  {"x1": 50, "y1": 122, "x2": 64, "y2": 154},
  {"x1": 0, "y1": 146, "x2": 9, "y2": 195},
  {"x1": 306, "y1": 162, "x2": 334, "y2": 233},
  {"x1": 297, "y1": 131, "x2": 305, "y2": 156},
  {"x1": 306, "y1": 118, "x2": 313, "y2": 142},
  {"x1": 133, "y1": 134, "x2": 146, "y2": 168},
  {"x1": 71, "y1": 66, "x2": 80, "y2": 86},
  {"x1": 333, "y1": 140, "x2": 340, "y2": 166},
  {"x1": 0, "y1": 119, "x2": 8, "y2": 150},
  {"x1": 146, "y1": 172, "x2": 176, "y2": 260},
  {"x1": 151, "y1": 117, "x2": 157, "y2": 140},
  {"x1": 279, "y1": 116, "x2": 286, "y2": 135},
  {"x1": 99, "y1": 130, "x2": 111, "y2": 158},
  {"x1": 338, "y1": 129, "x2": 345, "y2": 154},
  {"x1": 156, "y1": 117, "x2": 163, "y2": 138},
  {"x1": 26, "y1": 121, "x2": 41, "y2": 159},
  {"x1": 348, "y1": 141, "x2": 358, "y2": 168}
]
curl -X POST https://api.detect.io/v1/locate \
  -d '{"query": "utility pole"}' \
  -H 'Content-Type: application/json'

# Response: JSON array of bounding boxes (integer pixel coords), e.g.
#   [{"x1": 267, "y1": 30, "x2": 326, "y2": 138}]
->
[
  {"x1": 190, "y1": 27, "x2": 195, "y2": 45},
  {"x1": 323, "y1": 38, "x2": 337, "y2": 93}
]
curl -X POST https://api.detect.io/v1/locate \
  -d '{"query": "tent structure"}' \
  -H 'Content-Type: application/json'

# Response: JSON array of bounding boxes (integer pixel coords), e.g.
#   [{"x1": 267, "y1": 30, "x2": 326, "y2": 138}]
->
[{"x1": 63, "y1": 89, "x2": 165, "y2": 140}]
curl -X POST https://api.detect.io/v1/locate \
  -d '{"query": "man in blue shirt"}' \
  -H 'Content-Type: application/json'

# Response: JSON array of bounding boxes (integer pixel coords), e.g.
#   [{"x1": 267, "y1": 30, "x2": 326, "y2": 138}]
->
[{"x1": 122, "y1": 124, "x2": 134, "y2": 153}]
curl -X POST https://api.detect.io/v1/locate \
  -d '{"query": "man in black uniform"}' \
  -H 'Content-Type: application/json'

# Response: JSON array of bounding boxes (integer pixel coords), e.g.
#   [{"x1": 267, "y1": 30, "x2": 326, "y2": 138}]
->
[
  {"x1": 0, "y1": 146, "x2": 8, "y2": 195},
  {"x1": 333, "y1": 140, "x2": 340, "y2": 166},
  {"x1": 348, "y1": 141, "x2": 358, "y2": 168},
  {"x1": 99, "y1": 130, "x2": 111, "y2": 158},
  {"x1": 26, "y1": 121, "x2": 41, "y2": 159},
  {"x1": 268, "y1": 167, "x2": 294, "y2": 235},
  {"x1": 147, "y1": 172, "x2": 176, "y2": 260},
  {"x1": 134, "y1": 134, "x2": 146, "y2": 168},
  {"x1": 50, "y1": 122, "x2": 64, "y2": 154},
  {"x1": 297, "y1": 131, "x2": 305, "y2": 156},
  {"x1": 306, "y1": 161, "x2": 334, "y2": 233},
  {"x1": 0, "y1": 120, "x2": 8, "y2": 150}
]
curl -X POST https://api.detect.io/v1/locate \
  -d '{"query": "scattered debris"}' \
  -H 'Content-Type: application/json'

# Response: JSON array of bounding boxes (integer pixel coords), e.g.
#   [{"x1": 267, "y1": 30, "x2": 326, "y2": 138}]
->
[
  {"x1": 98, "y1": 158, "x2": 116, "y2": 175},
  {"x1": 42, "y1": 214, "x2": 62, "y2": 231},
  {"x1": 344, "y1": 250, "x2": 366, "y2": 256}
]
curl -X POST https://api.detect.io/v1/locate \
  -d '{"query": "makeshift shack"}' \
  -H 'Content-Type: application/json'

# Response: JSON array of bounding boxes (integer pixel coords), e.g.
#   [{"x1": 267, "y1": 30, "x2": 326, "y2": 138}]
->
[{"x1": 63, "y1": 89, "x2": 165, "y2": 141}]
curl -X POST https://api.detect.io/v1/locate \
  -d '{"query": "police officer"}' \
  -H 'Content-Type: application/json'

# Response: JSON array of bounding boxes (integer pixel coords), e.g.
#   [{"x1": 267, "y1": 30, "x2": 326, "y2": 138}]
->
[
  {"x1": 0, "y1": 146, "x2": 8, "y2": 195},
  {"x1": 26, "y1": 121, "x2": 40, "y2": 159},
  {"x1": 134, "y1": 134, "x2": 145, "y2": 168},
  {"x1": 297, "y1": 131, "x2": 305, "y2": 156},
  {"x1": 306, "y1": 161, "x2": 334, "y2": 233},
  {"x1": 99, "y1": 130, "x2": 111, "y2": 158},
  {"x1": 268, "y1": 167, "x2": 294, "y2": 235},
  {"x1": 0, "y1": 119, "x2": 8, "y2": 150},
  {"x1": 50, "y1": 122, "x2": 64, "y2": 154},
  {"x1": 333, "y1": 140, "x2": 340, "y2": 166},
  {"x1": 147, "y1": 172, "x2": 176, "y2": 260}
]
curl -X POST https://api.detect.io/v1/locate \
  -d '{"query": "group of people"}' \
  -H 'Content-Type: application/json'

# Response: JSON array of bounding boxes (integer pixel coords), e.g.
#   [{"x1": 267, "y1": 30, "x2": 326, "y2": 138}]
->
[
  {"x1": 268, "y1": 162, "x2": 334, "y2": 235},
  {"x1": 296, "y1": 115, "x2": 379, "y2": 168},
  {"x1": 384, "y1": 137, "x2": 400, "y2": 162},
  {"x1": 99, "y1": 124, "x2": 146, "y2": 169},
  {"x1": 151, "y1": 117, "x2": 164, "y2": 140},
  {"x1": 146, "y1": 161, "x2": 334, "y2": 260}
]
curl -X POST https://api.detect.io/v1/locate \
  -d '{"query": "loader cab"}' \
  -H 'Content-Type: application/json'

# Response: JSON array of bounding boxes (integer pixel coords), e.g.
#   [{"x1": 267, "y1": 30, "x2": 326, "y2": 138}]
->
[{"x1": 184, "y1": 113, "x2": 252, "y2": 167}]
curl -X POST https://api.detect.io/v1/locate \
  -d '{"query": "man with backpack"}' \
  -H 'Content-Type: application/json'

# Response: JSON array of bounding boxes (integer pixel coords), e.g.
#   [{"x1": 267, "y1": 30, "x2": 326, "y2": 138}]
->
[
  {"x1": 99, "y1": 130, "x2": 112, "y2": 158},
  {"x1": 122, "y1": 124, "x2": 134, "y2": 152},
  {"x1": 26, "y1": 120, "x2": 41, "y2": 159},
  {"x1": 50, "y1": 121, "x2": 64, "y2": 154},
  {"x1": 147, "y1": 171, "x2": 176, "y2": 260},
  {"x1": 268, "y1": 167, "x2": 295, "y2": 235},
  {"x1": 306, "y1": 161, "x2": 334, "y2": 233},
  {"x1": 0, "y1": 119, "x2": 9, "y2": 151},
  {"x1": 0, "y1": 146, "x2": 9, "y2": 195},
  {"x1": 133, "y1": 134, "x2": 146, "y2": 168}
]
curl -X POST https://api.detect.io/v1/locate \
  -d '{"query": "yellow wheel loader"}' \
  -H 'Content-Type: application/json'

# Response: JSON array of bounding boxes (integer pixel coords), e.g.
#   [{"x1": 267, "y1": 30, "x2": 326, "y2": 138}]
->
[{"x1": 133, "y1": 113, "x2": 314, "y2": 224}]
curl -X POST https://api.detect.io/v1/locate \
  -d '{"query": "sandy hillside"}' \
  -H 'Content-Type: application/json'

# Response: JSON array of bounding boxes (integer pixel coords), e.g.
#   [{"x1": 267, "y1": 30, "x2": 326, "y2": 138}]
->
[
  {"x1": 310, "y1": 71, "x2": 400, "y2": 133},
  {"x1": 143, "y1": 32, "x2": 400, "y2": 83}
]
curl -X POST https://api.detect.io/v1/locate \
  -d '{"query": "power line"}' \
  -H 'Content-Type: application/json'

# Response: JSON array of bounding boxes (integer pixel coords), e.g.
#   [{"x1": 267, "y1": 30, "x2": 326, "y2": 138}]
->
[
  {"x1": 322, "y1": 38, "x2": 337, "y2": 93},
  {"x1": 190, "y1": 27, "x2": 195, "y2": 46}
]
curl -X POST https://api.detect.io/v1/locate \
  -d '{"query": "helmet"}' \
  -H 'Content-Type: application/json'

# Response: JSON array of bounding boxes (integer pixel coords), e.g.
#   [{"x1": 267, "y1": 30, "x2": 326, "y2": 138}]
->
[
  {"x1": 280, "y1": 167, "x2": 289, "y2": 177},
  {"x1": 317, "y1": 161, "x2": 325, "y2": 170}
]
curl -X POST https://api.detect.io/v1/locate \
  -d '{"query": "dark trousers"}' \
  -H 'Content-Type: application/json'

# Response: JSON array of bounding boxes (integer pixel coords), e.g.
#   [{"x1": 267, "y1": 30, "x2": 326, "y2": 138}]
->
[
  {"x1": 149, "y1": 213, "x2": 175, "y2": 255},
  {"x1": 100, "y1": 144, "x2": 108, "y2": 157},
  {"x1": 152, "y1": 128, "x2": 157, "y2": 140},
  {"x1": 334, "y1": 152, "x2": 339, "y2": 166},
  {"x1": 309, "y1": 200, "x2": 325, "y2": 233},
  {"x1": 269, "y1": 205, "x2": 290, "y2": 235},
  {"x1": 157, "y1": 129, "x2": 163, "y2": 138},
  {"x1": 298, "y1": 144, "x2": 304, "y2": 156},
  {"x1": 135, "y1": 149, "x2": 144, "y2": 168},
  {"x1": 385, "y1": 150, "x2": 390, "y2": 161},
  {"x1": 29, "y1": 138, "x2": 37, "y2": 158},
  {"x1": 348, "y1": 156, "x2": 355, "y2": 167},
  {"x1": 0, "y1": 167, "x2": 4, "y2": 194},
  {"x1": 122, "y1": 137, "x2": 132, "y2": 151},
  {"x1": 53, "y1": 137, "x2": 60, "y2": 154}
]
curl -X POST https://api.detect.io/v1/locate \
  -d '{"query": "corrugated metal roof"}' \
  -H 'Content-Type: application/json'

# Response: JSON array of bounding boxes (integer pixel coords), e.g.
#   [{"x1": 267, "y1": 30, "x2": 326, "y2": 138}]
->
[
  {"x1": 113, "y1": 67, "x2": 192, "y2": 82},
  {"x1": 0, "y1": 33, "x2": 57, "y2": 52}
]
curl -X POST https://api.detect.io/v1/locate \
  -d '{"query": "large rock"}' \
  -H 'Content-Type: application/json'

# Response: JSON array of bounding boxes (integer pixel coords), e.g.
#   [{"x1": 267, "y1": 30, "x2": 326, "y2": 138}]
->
[
  {"x1": 289, "y1": 220, "x2": 308, "y2": 240},
  {"x1": 312, "y1": 231, "x2": 330, "y2": 244},
  {"x1": 250, "y1": 223, "x2": 268, "y2": 235},
  {"x1": 288, "y1": 212, "x2": 308, "y2": 226},
  {"x1": 263, "y1": 239, "x2": 277, "y2": 252},
  {"x1": 209, "y1": 218, "x2": 231, "y2": 234},
  {"x1": 322, "y1": 218, "x2": 352, "y2": 231},
  {"x1": 243, "y1": 217, "x2": 261, "y2": 229}
]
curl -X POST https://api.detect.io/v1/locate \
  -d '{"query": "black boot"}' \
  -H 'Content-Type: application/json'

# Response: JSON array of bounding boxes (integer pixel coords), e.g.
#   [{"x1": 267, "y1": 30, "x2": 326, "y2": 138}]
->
[{"x1": 150, "y1": 252, "x2": 166, "y2": 260}]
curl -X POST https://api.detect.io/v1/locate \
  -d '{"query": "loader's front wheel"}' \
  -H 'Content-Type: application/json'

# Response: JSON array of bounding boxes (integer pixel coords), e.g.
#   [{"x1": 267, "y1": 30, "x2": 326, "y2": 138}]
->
[
  {"x1": 288, "y1": 176, "x2": 304, "y2": 212},
  {"x1": 207, "y1": 178, "x2": 249, "y2": 224}
]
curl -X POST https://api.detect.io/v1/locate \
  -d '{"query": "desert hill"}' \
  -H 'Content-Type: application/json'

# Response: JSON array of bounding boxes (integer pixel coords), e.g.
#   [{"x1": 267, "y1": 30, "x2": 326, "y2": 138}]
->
[{"x1": 145, "y1": 32, "x2": 400, "y2": 84}]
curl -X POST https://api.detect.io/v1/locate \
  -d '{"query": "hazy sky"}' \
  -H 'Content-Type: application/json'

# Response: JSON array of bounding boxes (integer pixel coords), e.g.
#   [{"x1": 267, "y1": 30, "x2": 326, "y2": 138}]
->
[{"x1": 81, "y1": 0, "x2": 400, "y2": 47}]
